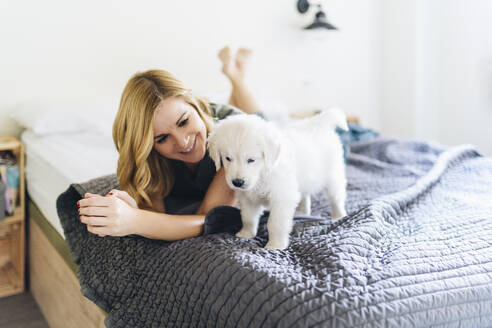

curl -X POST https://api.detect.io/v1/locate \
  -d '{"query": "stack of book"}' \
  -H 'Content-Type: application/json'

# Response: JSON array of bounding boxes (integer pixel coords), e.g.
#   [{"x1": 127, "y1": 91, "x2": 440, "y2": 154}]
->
[{"x1": 0, "y1": 150, "x2": 19, "y2": 221}]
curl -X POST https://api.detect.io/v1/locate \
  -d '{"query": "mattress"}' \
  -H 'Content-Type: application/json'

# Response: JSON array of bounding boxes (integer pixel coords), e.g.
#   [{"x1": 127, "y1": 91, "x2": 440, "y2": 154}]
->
[{"x1": 22, "y1": 130, "x2": 118, "y2": 238}]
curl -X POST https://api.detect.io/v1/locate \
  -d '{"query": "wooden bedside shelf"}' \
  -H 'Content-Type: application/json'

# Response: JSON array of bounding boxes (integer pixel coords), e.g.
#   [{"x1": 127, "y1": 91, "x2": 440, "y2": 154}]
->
[
  {"x1": 0, "y1": 135, "x2": 25, "y2": 298},
  {"x1": 1, "y1": 205, "x2": 23, "y2": 225},
  {"x1": 0, "y1": 262, "x2": 23, "y2": 298}
]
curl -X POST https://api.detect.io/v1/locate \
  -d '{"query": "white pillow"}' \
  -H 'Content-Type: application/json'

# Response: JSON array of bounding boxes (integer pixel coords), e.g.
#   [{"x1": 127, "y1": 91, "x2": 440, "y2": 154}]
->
[{"x1": 10, "y1": 99, "x2": 118, "y2": 136}]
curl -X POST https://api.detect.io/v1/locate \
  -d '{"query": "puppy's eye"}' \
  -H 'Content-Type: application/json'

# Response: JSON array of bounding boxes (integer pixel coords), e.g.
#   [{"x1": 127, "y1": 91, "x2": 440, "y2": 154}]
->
[
  {"x1": 247, "y1": 159, "x2": 255, "y2": 163},
  {"x1": 225, "y1": 156, "x2": 232, "y2": 162}
]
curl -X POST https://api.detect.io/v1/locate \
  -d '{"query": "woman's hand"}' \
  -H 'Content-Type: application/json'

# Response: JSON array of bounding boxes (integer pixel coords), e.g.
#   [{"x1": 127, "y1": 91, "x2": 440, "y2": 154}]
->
[
  {"x1": 78, "y1": 191, "x2": 139, "y2": 237},
  {"x1": 86, "y1": 189, "x2": 138, "y2": 208}
]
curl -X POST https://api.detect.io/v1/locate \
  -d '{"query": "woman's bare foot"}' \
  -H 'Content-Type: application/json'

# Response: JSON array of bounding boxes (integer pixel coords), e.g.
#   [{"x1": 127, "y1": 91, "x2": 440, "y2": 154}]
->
[
  {"x1": 218, "y1": 46, "x2": 233, "y2": 77},
  {"x1": 218, "y1": 46, "x2": 253, "y2": 83},
  {"x1": 235, "y1": 48, "x2": 252, "y2": 79}
]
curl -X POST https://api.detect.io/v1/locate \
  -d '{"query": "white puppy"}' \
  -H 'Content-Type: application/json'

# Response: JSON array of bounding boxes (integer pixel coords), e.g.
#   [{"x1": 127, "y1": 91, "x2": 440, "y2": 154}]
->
[{"x1": 207, "y1": 109, "x2": 348, "y2": 250}]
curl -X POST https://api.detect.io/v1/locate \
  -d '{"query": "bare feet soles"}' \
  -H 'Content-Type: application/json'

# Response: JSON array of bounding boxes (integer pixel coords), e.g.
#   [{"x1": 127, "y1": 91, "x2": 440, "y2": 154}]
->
[{"x1": 218, "y1": 46, "x2": 252, "y2": 83}]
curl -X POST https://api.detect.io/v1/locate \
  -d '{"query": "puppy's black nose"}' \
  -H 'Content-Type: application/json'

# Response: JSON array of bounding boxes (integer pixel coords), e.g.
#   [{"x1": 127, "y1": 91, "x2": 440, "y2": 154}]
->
[{"x1": 232, "y1": 179, "x2": 245, "y2": 188}]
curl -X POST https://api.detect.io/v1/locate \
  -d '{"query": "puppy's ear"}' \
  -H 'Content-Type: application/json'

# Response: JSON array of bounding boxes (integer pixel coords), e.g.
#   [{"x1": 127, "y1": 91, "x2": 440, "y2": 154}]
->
[
  {"x1": 207, "y1": 130, "x2": 221, "y2": 171},
  {"x1": 262, "y1": 132, "x2": 282, "y2": 169}
]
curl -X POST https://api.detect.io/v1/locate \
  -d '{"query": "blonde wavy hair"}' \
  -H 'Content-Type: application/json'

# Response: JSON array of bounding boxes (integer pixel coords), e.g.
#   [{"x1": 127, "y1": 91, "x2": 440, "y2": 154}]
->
[{"x1": 113, "y1": 69, "x2": 215, "y2": 209}]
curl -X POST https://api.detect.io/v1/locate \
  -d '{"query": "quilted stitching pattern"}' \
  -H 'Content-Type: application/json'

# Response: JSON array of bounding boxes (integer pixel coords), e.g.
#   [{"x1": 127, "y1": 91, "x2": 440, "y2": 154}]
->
[{"x1": 56, "y1": 138, "x2": 492, "y2": 327}]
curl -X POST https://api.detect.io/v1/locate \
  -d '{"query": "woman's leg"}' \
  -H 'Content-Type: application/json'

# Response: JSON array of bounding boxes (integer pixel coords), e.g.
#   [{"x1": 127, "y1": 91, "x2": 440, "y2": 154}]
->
[
  {"x1": 218, "y1": 46, "x2": 261, "y2": 114},
  {"x1": 218, "y1": 47, "x2": 238, "y2": 107}
]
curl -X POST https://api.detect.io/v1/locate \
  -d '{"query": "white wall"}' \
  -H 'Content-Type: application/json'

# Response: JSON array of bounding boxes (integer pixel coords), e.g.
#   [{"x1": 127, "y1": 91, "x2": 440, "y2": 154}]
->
[
  {"x1": 0, "y1": 0, "x2": 382, "y2": 137},
  {"x1": 380, "y1": 0, "x2": 492, "y2": 156},
  {"x1": 2, "y1": 1, "x2": 490, "y2": 155},
  {"x1": 380, "y1": 0, "x2": 417, "y2": 138},
  {"x1": 433, "y1": 0, "x2": 492, "y2": 156}
]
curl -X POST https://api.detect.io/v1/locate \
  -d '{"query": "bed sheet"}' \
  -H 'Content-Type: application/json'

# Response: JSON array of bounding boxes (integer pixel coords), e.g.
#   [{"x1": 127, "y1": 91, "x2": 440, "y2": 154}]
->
[{"x1": 22, "y1": 130, "x2": 118, "y2": 238}]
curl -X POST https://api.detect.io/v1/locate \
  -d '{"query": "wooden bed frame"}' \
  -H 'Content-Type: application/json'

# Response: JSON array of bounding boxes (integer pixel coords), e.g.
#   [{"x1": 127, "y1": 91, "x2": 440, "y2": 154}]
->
[{"x1": 28, "y1": 199, "x2": 106, "y2": 327}]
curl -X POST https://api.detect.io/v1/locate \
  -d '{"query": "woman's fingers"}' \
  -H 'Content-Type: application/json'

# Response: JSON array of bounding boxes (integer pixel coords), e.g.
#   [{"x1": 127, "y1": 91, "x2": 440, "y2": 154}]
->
[
  {"x1": 86, "y1": 224, "x2": 110, "y2": 237},
  {"x1": 79, "y1": 206, "x2": 109, "y2": 217},
  {"x1": 79, "y1": 193, "x2": 105, "y2": 208},
  {"x1": 78, "y1": 190, "x2": 139, "y2": 237},
  {"x1": 80, "y1": 215, "x2": 108, "y2": 226},
  {"x1": 79, "y1": 196, "x2": 112, "y2": 208},
  {"x1": 85, "y1": 192, "x2": 103, "y2": 198},
  {"x1": 80, "y1": 190, "x2": 138, "y2": 209},
  {"x1": 106, "y1": 189, "x2": 123, "y2": 197},
  {"x1": 107, "y1": 189, "x2": 138, "y2": 208}
]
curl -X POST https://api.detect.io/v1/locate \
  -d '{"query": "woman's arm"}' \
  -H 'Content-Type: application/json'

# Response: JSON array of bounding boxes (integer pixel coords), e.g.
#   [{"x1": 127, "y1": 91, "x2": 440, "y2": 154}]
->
[
  {"x1": 229, "y1": 79, "x2": 261, "y2": 114},
  {"x1": 79, "y1": 194, "x2": 206, "y2": 241},
  {"x1": 133, "y1": 210, "x2": 205, "y2": 241},
  {"x1": 195, "y1": 167, "x2": 237, "y2": 215},
  {"x1": 136, "y1": 170, "x2": 236, "y2": 239},
  {"x1": 79, "y1": 170, "x2": 236, "y2": 241}
]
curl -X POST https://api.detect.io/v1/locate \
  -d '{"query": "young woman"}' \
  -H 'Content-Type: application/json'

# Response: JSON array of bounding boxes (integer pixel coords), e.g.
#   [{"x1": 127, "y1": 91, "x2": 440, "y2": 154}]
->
[{"x1": 77, "y1": 47, "x2": 262, "y2": 241}]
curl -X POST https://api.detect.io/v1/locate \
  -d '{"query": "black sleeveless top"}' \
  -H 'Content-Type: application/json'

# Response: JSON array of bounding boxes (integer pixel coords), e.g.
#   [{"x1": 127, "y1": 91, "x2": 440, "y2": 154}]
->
[{"x1": 163, "y1": 103, "x2": 247, "y2": 214}]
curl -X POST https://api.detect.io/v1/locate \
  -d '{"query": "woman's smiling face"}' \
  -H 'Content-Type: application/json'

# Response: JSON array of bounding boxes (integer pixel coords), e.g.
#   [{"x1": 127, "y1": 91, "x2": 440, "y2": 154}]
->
[{"x1": 153, "y1": 97, "x2": 207, "y2": 165}]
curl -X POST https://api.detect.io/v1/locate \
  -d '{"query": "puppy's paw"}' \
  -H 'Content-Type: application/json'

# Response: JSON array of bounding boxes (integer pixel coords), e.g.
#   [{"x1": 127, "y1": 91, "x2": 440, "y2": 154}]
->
[
  {"x1": 295, "y1": 198, "x2": 311, "y2": 215},
  {"x1": 236, "y1": 228, "x2": 256, "y2": 239},
  {"x1": 265, "y1": 240, "x2": 289, "y2": 250},
  {"x1": 332, "y1": 209, "x2": 347, "y2": 220},
  {"x1": 295, "y1": 207, "x2": 311, "y2": 216}
]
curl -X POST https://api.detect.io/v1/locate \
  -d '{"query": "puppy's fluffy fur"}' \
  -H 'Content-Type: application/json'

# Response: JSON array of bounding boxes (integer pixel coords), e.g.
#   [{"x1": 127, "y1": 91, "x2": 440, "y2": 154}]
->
[{"x1": 207, "y1": 109, "x2": 348, "y2": 250}]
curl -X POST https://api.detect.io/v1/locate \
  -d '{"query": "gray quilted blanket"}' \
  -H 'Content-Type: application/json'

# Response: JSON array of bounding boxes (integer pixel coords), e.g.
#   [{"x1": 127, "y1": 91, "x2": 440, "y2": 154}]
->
[{"x1": 56, "y1": 137, "x2": 492, "y2": 327}]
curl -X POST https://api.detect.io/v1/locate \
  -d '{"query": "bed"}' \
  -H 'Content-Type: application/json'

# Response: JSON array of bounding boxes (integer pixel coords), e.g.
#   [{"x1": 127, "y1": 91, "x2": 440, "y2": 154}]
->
[
  {"x1": 20, "y1": 116, "x2": 492, "y2": 327},
  {"x1": 22, "y1": 129, "x2": 117, "y2": 327},
  {"x1": 55, "y1": 137, "x2": 492, "y2": 327}
]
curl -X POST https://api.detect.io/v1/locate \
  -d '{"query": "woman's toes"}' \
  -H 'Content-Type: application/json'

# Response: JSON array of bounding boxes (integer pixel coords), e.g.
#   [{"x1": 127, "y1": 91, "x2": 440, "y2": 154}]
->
[
  {"x1": 236, "y1": 47, "x2": 252, "y2": 60},
  {"x1": 235, "y1": 48, "x2": 253, "y2": 73},
  {"x1": 218, "y1": 46, "x2": 231, "y2": 62},
  {"x1": 218, "y1": 46, "x2": 233, "y2": 76}
]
